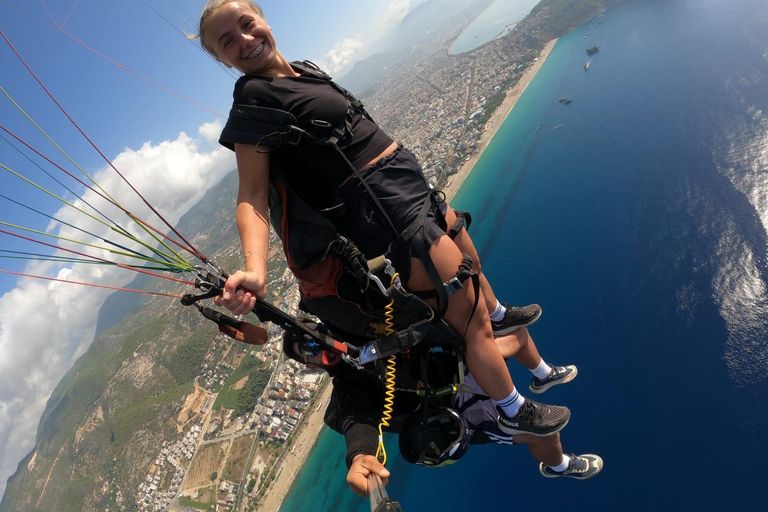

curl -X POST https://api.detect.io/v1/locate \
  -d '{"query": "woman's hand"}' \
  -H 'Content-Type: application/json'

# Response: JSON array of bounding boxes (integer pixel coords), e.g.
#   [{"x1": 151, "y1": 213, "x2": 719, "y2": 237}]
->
[
  {"x1": 346, "y1": 454, "x2": 390, "y2": 498},
  {"x1": 213, "y1": 270, "x2": 266, "y2": 315}
]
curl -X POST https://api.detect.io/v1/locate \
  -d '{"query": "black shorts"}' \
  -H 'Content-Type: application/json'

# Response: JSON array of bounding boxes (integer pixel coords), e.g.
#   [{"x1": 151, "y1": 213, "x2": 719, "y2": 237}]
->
[{"x1": 334, "y1": 145, "x2": 448, "y2": 283}]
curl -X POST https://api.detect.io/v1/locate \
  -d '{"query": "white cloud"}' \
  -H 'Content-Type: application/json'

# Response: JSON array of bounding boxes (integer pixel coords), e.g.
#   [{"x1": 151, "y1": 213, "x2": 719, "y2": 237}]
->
[
  {"x1": 0, "y1": 124, "x2": 234, "y2": 498},
  {"x1": 322, "y1": 37, "x2": 364, "y2": 76},
  {"x1": 199, "y1": 120, "x2": 223, "y2": 145},
  {"x1": 318, "y1": 0, "x2": 423, "y2": 76},
  {"x1": 385, "y1": 0, "x2": 418, "y2": 23}
]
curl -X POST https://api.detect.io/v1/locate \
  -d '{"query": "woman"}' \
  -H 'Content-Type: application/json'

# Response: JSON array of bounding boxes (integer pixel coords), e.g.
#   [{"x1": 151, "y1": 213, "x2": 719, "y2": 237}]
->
[{"x1": 197, "y1": 0, "x2": 570, "y2": 493}]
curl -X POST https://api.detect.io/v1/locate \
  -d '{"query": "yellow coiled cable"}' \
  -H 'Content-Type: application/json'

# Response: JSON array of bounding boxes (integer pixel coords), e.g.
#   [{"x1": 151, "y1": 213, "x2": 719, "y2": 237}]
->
[{"x1": 375, "y1": 273, "x2": 399, "y2": 465}]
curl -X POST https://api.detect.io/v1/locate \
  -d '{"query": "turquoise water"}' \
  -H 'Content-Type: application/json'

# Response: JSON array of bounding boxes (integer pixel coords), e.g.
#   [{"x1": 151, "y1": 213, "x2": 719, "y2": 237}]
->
[
  {"x1": 450, "y1": 0, "x2": 540, "y2": 54},
  {"x1": 284, "y1": 0, "x2": 768, "y2": 509}
]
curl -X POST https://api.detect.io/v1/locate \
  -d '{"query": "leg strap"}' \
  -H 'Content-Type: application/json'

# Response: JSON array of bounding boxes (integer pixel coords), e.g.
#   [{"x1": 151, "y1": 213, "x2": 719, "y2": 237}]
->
[
  {"x1": 412, "y1": 254, "x2": 480, "y2": 339},
  {"x1": 448, "y1": 210, "x2": 472, "y2": 240}
]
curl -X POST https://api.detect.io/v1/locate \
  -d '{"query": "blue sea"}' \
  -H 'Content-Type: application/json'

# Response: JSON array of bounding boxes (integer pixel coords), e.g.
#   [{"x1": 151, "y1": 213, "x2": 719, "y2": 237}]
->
[
  {"x1": 282, "y1": 0, "x2": 768, "y2": 510},
  {"x1": 450, "y1": 0, "x2": 540, "y2": 54}
]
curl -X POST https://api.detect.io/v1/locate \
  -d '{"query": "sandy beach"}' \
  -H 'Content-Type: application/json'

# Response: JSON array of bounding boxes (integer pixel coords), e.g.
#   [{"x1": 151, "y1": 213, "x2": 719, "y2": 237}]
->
[
  {"x1": 442, "y1": 38, "x2": 558, "y2": 201},
  {"x1": 258, "y1": 382, "x2": 333, "y2": 512},
  {"x1": 259, "y1": 38, "x2": 558, "y2": 512}
]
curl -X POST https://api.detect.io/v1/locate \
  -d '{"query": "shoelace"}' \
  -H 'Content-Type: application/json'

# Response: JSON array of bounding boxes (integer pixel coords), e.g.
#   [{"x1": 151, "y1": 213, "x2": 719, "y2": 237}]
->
[{"x1": 568, "y1": 456, "x2": 587, "y2": 473}]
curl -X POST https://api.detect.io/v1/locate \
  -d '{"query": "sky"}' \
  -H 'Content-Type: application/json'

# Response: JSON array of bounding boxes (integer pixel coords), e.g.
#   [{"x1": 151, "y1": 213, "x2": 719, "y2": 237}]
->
[{"x1": 0, "y1": 0, "x2": 429, "y2": 498}]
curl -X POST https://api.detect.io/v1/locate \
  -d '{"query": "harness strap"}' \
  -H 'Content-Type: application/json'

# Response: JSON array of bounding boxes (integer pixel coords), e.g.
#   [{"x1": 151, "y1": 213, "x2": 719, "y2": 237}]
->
[
  {"x1": 418, "y1": 353, "x2": 431, "y2": 464},
  {"x1": 330, "y1": 144, "x2": 400, "y2": 237},
  {"x1": 412, "y1": 253, "x2": 476, "y2": 303},
  {"x1": 291, "y1": 60, "x2": 375, "y2": 123},
  {"x1": 447, "y1": 210, "x2": 472, "y2": 240},
  {"x1": 357, "y1": 285, "x2": 437, "y2": 364}
]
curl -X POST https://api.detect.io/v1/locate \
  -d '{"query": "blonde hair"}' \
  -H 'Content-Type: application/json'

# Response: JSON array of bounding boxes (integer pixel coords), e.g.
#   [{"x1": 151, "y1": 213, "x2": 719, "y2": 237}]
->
[{"x1": 191, "y1": 0, "x2": 265, "y2": 59}]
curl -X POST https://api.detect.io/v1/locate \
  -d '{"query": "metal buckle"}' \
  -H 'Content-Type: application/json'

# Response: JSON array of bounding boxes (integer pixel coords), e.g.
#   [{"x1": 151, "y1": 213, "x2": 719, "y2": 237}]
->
[
  {"x1": 444, "y1": 276, "x2": 463, "y2": 297},
  {"x1": 287, "y1": 125, "x2": 305, "y2": 145}
]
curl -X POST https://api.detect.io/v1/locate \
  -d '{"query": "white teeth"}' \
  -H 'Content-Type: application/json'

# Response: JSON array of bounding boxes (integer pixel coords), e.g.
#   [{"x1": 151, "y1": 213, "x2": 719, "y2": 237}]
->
[{"x1": 248, "y1": 43, "x2": 264, "y2": 59}]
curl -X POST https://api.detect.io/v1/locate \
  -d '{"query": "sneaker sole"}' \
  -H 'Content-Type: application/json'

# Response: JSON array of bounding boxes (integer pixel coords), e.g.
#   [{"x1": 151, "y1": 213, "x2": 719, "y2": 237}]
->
[
  {"x1": 528, "y1": 366, "x2": 578, "y2": 394},
  {"x1": 497, "y1": 415, "x2": 570, "y2": 437},
  {"x1": 539, "y1": 454, "x2": 603, "y2": 479},
  {"x1": 492, "y1": 308, "x2": 543, "y2": 337}
]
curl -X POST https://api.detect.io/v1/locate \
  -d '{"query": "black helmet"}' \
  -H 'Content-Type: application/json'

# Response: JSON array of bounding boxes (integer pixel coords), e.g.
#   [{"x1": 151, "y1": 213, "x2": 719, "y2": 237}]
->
[{"x1": 399, "y1": 407, "x2": 470, "y2": 467}]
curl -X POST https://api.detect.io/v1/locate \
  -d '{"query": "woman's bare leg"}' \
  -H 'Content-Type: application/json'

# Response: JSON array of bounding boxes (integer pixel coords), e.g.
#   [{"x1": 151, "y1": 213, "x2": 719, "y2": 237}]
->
[
  {"x1": 443, "y1": 205, "x2": 498, "y2": 308},
  {"x1": 406, "y1": 235, "x2": 514, "y2": 400},
  {"x1": 494, "y1": 327, "x2": 543, "y2": 369},
  {"x1": 514, "y1": 433, "x2": 564, "y2": 467}
]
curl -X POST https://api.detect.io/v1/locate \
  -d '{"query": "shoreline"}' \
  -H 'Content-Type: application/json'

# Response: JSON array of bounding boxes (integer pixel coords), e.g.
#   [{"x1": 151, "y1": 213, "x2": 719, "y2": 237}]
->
[
  {"x1": 258, "y1": 382, "x2": 333, "y2": 512},
  {"x1": 442, "y1": 38, "x2": 558, "y2": 201},
  {"x1": 261, "y1": 38, "x2": 558, "y2": 512}
]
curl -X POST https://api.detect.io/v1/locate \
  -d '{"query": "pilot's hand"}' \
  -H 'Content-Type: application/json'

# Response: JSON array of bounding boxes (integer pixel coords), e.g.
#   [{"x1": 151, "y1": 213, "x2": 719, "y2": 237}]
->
[
  {"x1": 213, "y1": 270, "x2": 266, "y2": 315},
  {"x1": 346, "y1": 454, "x2": 390, "y2": 498}
]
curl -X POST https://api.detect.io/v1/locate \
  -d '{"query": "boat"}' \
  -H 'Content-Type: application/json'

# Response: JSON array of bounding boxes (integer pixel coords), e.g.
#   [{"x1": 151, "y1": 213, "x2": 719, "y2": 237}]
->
[
  {"x1": 586, "y1": 46, "x2": 600, "y2": 56},
  {"x1": 558, "y1": 97, "x2": 572, "y2": 105},
  {"x1": 584, "y1": 62, "x2": 590, "y2": 70},
  {"x1": 553, "y1": 124, "x2": 563, "y2": 130}
]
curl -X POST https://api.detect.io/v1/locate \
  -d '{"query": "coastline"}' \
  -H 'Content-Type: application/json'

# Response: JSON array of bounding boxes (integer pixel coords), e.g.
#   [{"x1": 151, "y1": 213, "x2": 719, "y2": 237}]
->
[
  {"x1": 261, "y1": 38, "x2": 558, "y2": 512},
  {"x1": 258, "y1": 382, "x2": 333, "y2": 512},
  {"x1": 442, "y1": 38, "x2": 558, "y2": 201}
]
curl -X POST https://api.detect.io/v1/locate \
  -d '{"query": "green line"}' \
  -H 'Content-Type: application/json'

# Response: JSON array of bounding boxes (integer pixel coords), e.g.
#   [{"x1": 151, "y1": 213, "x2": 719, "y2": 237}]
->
[
  {"x1": 0, "y1": 86, "x2": 194, "y2": 268},
  {"x1": 0, "y1": 162, "x2": 190, "y2": 267},
  {"x1": 0, "y1": 254, "x2": 184, "y2": 272},
  {"x1": 117, "y1": 216, "x2": 192, "y2": 269},
  {"x1": 0, "y1": 220, "x2": 192, "y2": 269},
  {"x1": 0, "y1": 161, "x2": 110, "y2": 229},
  {"x1": 0, "y1": 84, "x2": 117, "y2": 204}
]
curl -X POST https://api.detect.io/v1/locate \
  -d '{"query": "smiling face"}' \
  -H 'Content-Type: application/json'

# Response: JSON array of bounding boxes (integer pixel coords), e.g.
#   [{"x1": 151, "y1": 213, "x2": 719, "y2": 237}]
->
[{"x1": 203, "y1": 2, "x2": 289, "y2": 77}]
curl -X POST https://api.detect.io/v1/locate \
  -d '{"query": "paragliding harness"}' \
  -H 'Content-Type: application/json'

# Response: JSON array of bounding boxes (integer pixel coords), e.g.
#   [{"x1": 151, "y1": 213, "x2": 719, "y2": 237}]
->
[
  {"x1": 211, "y1": 60, "x2": 480, "y2": 358},
  {"x1": 182, "y1": 60, "x2": 485, "y2": 469}
]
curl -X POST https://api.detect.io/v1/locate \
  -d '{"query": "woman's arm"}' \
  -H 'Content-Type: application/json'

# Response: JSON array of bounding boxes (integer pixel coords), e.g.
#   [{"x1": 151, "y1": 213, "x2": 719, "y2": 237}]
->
[{"x1": 214, "y1": 143, "x2": 271, "y2": 315}]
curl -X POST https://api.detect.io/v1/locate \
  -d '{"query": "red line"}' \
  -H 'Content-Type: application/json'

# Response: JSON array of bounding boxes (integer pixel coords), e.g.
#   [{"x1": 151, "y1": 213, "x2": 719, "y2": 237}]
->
[
  {"x1": 60, "y1": 0, "x2": 80, "y2": 28},
  {"x1": 0, "y1": 28, "x2": 209, "y2": 263},
  {"x1": 0, "y1": 228, "x2": 196, "y2": 287},
  {"x1": 39, "y1": 0, "x2": 60, "y2": 27},
  {"x1": 0, "y1": 123, "x2": 198, "y2": 258},
  {"x1": 0, "y1": 0, "x2": 57, "y2": 27},
  {"x1": 0, "y1": 268, "x2": 185, "y2": 298},
  {"x1": 0, "y1": 123, "x2": 114, "y2": 204}
]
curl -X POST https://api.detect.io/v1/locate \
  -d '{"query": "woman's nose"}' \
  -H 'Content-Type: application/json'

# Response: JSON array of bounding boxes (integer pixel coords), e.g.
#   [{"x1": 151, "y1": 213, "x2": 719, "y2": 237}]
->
[{"x1": 238, "y1": 31, "x2": 254, "y2": 47}]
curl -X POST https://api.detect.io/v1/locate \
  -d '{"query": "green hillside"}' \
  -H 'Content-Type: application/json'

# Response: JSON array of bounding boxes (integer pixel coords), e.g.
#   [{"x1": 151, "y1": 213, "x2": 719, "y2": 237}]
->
[{"x1": 0, "y1": 171, "x2": 242, "y2": 511}]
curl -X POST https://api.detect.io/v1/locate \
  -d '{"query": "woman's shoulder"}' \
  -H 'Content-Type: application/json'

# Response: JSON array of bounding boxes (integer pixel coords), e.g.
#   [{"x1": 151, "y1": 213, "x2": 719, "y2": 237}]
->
[{"x1": 232, "y1": 75, "x2": 283, "y2": 108}]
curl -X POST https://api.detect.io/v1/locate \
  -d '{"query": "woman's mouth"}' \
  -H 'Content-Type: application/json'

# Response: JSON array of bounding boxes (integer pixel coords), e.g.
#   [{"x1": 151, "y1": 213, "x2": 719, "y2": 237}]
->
[{"x1": 247, "y1": 42, "x2": 264, "y2": 60}]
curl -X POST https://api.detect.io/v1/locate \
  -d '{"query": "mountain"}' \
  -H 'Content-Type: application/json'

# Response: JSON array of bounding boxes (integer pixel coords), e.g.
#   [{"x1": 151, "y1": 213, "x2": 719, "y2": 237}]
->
[
  {"x1": 0, "y1": 171, "x2": 241, "y2": 512},
  {"x1": 338, "y1": 0, "x2": 495, "y2": 94}
]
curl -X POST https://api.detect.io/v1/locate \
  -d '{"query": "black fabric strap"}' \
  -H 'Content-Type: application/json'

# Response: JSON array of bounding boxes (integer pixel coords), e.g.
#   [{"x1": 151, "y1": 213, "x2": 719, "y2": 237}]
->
[
  {"x1": 448, "y1": 210, "x2": 472, "y2": 239},
  {"x1": 219, "y1": 105, "x2": 301, "y2": 151},
  {"x1": 411, "y1": 229, "x2": 449, "y2": 319}
]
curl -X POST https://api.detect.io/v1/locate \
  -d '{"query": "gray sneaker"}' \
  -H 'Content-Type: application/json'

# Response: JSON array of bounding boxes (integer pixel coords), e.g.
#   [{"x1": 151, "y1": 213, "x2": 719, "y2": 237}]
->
[
  {"x1": 491, "y1": 303, "x2": 542, "y2": 336},
  {"x1": 496, "y1": 399, "x2": 570, "y2": 436},
  {"x1": 529, "y1": 365, "x2": 578, "y2": 394},
  {"x1": 540, "y1": 453, "x2": 603, "y2": 480}
]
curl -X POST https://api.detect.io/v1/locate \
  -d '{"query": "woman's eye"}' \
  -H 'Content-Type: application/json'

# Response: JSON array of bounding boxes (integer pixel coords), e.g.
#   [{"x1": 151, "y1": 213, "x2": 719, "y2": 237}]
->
[{"x1": 223, "y1": 39, "x2": 232, "y2": 48}]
